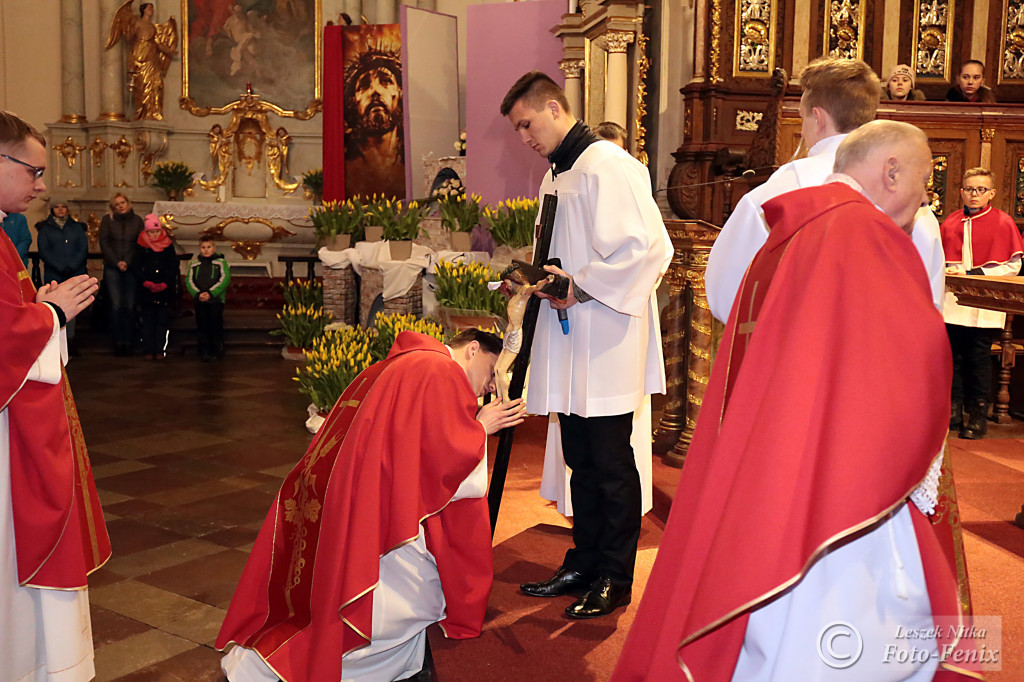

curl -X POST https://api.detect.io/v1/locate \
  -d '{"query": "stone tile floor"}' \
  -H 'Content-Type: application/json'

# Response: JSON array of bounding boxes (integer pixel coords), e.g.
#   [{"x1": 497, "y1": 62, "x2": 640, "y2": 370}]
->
[{"x1": 70, "y1": 351, "x2": 313, "y2": 681}]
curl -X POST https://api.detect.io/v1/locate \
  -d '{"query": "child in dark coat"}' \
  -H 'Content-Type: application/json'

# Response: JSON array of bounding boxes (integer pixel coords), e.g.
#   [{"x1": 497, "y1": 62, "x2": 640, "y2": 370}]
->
[
  {"x1": 185, "y1": 236, "x2": 231, "y2": 360},
  {"x1": 135, "y1": 214, "x2": 179, "y2": 359}
]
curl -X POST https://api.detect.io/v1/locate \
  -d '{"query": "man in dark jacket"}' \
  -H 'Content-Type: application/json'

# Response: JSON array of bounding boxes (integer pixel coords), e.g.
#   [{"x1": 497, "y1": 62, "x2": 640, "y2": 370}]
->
[
  {"x1": 98, "y1": 193, "x2": 144, "y2": 355},
  {"x1": 36, "y1": 202, "x2": 89, "y2": 352}
]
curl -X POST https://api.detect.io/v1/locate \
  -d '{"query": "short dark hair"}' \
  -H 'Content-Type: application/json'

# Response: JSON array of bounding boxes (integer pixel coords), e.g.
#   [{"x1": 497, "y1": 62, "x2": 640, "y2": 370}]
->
[
  {"x1": 499, "y1": 71, "x2": 571, "y2": 117},
  {"x1": 0, "y1": 111, "x2": 45, "y2": 151},
  {"x1": 449, "y1": 328, "x2": 503, "y2": 356},
  {"x1": 198, "y1": 235, "x2": 215, "y2": 244},
  {"x1": 593, "y1": 121, "x2": 627, "y2": 145}
]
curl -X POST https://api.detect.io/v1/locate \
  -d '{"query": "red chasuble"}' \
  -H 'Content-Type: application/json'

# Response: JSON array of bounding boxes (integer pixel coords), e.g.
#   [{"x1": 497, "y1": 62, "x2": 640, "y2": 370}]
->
[
  {"x1": 0, "y1": 232, "x2": 110, "y2": 588},
  {"x1": 940, "y1": 205, "x2": 1023, "y2": 266},
  {"x1": 217, "y1": 331, "x2": 493, "y2": 682},
  {"x1": 613, "y1": 184, "x2": 978, "y2": 681}
]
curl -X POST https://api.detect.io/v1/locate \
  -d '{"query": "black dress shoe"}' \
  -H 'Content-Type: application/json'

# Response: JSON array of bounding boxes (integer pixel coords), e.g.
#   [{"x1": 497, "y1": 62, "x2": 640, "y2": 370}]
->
[
  {"x1": 521, "y1": 567, "x2": 593, "y2": 598},
  {"x1": 565, "y1": 577, "x2": 631, "y2": 619}
]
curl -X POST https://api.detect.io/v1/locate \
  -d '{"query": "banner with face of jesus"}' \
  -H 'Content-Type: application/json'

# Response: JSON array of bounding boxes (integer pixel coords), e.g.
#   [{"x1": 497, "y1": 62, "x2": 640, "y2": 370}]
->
[{"x1": 342, "y1": 24, "x2": 405, "y2": 200}]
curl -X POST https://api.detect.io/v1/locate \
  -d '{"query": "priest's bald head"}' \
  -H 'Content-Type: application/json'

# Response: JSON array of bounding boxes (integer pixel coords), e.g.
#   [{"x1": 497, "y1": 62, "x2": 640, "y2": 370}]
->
[
  {"x1": 0, "y1": 111, "x2": 47, "y2": 214},
  {"x1": 833, "y1": 120, "x2": 932, "y2": 232}
]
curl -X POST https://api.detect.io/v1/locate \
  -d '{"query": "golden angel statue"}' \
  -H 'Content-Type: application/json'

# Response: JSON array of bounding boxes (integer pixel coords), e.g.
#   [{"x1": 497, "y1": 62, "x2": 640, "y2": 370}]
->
[{"x1": 105, "y1": 1, "x2": 178, "y2": 121}]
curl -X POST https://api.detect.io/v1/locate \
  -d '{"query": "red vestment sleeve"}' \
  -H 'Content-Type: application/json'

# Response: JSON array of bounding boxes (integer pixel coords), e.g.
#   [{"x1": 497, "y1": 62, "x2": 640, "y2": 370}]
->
[{"x1": 613, "y1": 185, "x2": 969, "y2": 681}]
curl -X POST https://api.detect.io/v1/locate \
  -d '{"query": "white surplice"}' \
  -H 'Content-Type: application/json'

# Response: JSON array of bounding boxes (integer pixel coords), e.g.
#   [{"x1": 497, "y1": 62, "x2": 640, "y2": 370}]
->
[
  {"x1": 539, "y1": 399, "x2": 654, "y2": 517},
  {"x1": 705, "y1": 134, "x2": 946, "y2": 322},
  {"x1": 525, "y1": 141, "x2": 672, "y2": 419},
  {"x1": 1, "y1": 311, "x2": 96, "y2": 682},
  {"x1": 222, "y1": 453, "x2": 489, "y2": 682},
  {"x1": 941, "y1": 214, "x2": 1022, "y2": 329}
]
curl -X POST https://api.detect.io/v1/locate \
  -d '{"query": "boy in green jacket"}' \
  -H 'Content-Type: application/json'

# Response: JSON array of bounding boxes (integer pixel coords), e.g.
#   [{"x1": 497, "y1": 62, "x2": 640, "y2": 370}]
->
[{"x1": 185, "y1": 236, "x2": 231, "y2": 361}]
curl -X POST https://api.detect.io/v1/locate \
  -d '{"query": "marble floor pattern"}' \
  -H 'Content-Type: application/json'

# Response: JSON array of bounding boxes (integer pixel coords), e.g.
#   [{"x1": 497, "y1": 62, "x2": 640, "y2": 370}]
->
[{"x1": 71, "y1": 351, "x2": 313, "y2": 681}]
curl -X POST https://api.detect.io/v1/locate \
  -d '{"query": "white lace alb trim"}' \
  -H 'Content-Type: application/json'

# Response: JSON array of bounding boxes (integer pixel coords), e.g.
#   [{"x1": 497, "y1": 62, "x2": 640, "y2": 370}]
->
[{"x1": 909, "y1": 452, "x2": 943, "y2": 516}]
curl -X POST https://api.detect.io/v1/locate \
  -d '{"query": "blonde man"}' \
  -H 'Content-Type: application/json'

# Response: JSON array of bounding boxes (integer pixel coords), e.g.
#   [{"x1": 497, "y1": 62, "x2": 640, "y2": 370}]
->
[{"x1": 705, "y1": 57, "x2": 946, "y2": 321}]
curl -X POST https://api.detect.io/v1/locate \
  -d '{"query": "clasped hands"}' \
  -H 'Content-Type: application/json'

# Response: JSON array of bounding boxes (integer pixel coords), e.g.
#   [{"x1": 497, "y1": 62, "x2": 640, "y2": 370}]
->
[
  {"x1": 35, "y1": 274, "x2": 99, "y2": 322},
  {"x1": 477, "y1": 397, "x2": 527, "y2": 435}
]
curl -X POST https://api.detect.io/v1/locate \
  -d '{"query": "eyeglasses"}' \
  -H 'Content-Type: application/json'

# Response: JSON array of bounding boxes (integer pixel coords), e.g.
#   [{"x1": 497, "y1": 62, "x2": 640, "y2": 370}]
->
[
  {"x1": 1, "y1": 153, "x2": 45, "y2": 180},
  {"x1": 961, "y1": 186, "x2": 993, "y2": 195}
]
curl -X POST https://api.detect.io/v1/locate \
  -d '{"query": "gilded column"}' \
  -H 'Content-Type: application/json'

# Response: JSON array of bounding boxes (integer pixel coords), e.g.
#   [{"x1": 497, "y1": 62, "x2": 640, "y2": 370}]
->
[
  {"x1": 671, "y1": 247, "x2": 713, "y2": 464},
  {"x1": 602, "y1": 31, "x2": 634, "y2": 126},
  {"x1": 60, "y1": 0, "x2": 87, "y2": 123},
  {"x1": 981, "y1": 127, "x2": 995, "y2": 169},
  {"x1": 99, "y1": 0, "x2": 127, "y2": 121},
  {"x1": 559, "y1": 59, "x2": 585, "y2": 118},
  {"x1": 654, "y1": 248, "x2": 689, "y2": 459},
  {"x1": 972, "y1": 0, "x2": 989, "y2": 66}
]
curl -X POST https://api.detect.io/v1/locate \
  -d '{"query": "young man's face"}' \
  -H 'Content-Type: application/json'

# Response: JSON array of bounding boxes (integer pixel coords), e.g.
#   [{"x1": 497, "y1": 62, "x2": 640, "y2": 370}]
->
[
  {"x1": 961, "y1": 174, "x2": 995, "y2": 211},
  {"x1": 460, "y1": 342, "x2": 498, "y2": 397},
  {"x1": 958, "y1": 64, "x2": 985, "y2": 98},
  {"x1": 200, "y1": 241, "x2": 216, "y2": 257},
  {"x1": 508, "y1": 99, "x2": 564, "y2": 158},
  {"x1": 0, "y1": 138, "x2": 46, "y2": 214}
]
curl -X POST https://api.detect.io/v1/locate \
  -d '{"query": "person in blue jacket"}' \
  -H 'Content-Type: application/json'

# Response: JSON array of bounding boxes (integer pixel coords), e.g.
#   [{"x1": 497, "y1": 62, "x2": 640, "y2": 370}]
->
[
  {"x1": 2, "y1": 212, "x2": 30, "y2": 265},
  {"x1": 36, "y1": 202, "x2": 89, "y2": 352}
]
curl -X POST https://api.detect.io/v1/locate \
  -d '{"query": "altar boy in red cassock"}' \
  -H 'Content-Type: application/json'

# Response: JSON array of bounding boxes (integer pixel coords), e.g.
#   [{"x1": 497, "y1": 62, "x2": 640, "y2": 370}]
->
[
  {"x1": 217, "y1": 329, "x2": 526, "y2": 682},
  {"x1": 0, "y1": 110, "x2": 110, "y2": 681},
  {"x1": 613, "y1": 121, "x2": 984, "y2": 681},
  {"x1": 940, "y1": 166, "x2": 1023, "y2": 439}
]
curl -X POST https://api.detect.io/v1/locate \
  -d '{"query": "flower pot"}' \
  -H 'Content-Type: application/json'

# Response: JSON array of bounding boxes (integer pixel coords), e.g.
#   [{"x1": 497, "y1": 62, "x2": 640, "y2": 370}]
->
[
  {"x1": 282, "y1": 345, "x2": 306, "y2": 361},
  {"x1": 449, "y1": 231, "x2": 473, "y2": 252},
  {"x1": 388, "y1": 240, "x2": 413, "y2": 261},
  {"x1": 439, "y1": 306, "x2": 505, "y2": 335},
  {"x1": 326, "y1": 234, "x2": 351, "y2": 251},
  {"x1": 166, "y1": 189, "x2": 181, "y2": 201},
  {"x1": 365, "y1": 225, "x2": 384, "y2": 242}
]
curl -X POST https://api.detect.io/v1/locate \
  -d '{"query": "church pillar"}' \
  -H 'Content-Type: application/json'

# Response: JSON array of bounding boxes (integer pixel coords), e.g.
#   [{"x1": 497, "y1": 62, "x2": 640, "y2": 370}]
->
[
  {"x1": 880, "y1": 0, "x2": 901, "y2": 78},
  {"x1": 972, "y1": 0, "x2": 990, "y2": 62},
  {"x1": 791, "y1": 0, "x2": 811, "y2": 82},
  {"x1": 59, "y1": 0, "x2": 87, "y2": 123},
  {"x1": 559, "y1": 59, "x2": 585, "y2": 119},
  {"x1": 671, "y1": 248, "x2": 713, "y2": 465},
  {"x1": 981, "y1": 127, "x2": 995, "y2": 170},
  {"x1": 377, "y1": 0, "x2": 397, "y2": 24},
  {"x1": 99, "y1": 0, "x2": 127, "y2": 121},
  {"x1": 654, "y1": 255, "x2": 689, "y2": 458},
  {"x1": 602, "y1": 31, "x2": 633, "y2": 126}
]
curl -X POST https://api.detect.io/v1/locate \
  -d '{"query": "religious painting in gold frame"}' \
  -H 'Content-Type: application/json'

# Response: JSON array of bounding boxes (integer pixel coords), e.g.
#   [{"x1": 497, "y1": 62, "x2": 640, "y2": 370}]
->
[
  {"x1": 911, "y1": 0, "x2": 953, "y2": 83},
  {"x1": 180, "y1": 0, "x2": 322, "y2": 118}
]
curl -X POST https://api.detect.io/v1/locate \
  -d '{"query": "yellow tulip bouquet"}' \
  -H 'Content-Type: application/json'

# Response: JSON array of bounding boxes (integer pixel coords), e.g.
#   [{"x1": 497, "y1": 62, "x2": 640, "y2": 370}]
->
[
  {"x1": 483, "y1": 197, "x2": 539, "y2": 248},
  {"x1": 272, "y1": 303, "x2": 334, "y2": 350},
  {"x1": 309, "y1": 198, "x2": 365, "y2": 242},
  {"x1": 437, "y1": 193, "x2": 483, "y2": 233},
  {"x1": 294, "y1": 313, "x2": 446, "y2": 412},
  {"x1": 433, "y1": 260, "x2": 507, "y2": 318},
  {"x1": 364, "y1": 195, "x2": 429, "y2": 241},
  {"x1": 281, "y1": 278, "x2": 323, "y2": 308}
]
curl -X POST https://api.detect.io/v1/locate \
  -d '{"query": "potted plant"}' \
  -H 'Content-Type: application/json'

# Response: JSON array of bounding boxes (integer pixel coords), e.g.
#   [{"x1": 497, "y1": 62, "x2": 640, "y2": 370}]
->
[
  {"x1": 437, "y1": 193, "x2": 483, "y2": 252},
  {"x1": 484, "y1": 197, "x2": 539, "y2": 264},
  {"x1": 152, "y1": 161, "x2": 195, "y2": 201},
  {"x1": 369, "y1": 199, "x2": 428, "y2": 261},
  {"x1": 296, "y1": 326, "x2": 372, "y2": 413},
  {"x1": 303, "y1": 168, "x2": 324, "y2": 203},
  {"x1": 310, "y1": 199, "x2": 364, "y2": 250},
  {"x1": 362, "y1": 194, "x2": 396, "y2": 242},
  {"x1": 432, "y1": 259, "x2": 507, "y2": 333},
  {"x1": 271, "y1": 300, "x2": 333, "y2": 357}
]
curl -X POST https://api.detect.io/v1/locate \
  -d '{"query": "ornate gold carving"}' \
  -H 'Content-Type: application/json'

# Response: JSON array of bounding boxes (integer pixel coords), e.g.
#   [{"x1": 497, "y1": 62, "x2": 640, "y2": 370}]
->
[
  {"x1": 105, "y1": 0, "x2": 179, "y2": 121},
  {"x1": 201, "y1": 216, "x2": 297, "y2": 260},
  {"x1": 89, "y1": 138, "x2": 108, "y2": 167},
  {"x1": 109, "y1": 136, "x2": 134, "y2": 167},
  {"x1": 97, "y1": 112, "x2": 128, "y2": 122},
  {"x1": 824, "y1": 0, "x2": 866, "y2": 59},
  {"x1": 53, "y1": 137, "x2": 86, "y2": 169},
  {"x1": 736, "y1": 110, "x2": 764, "y2": 131},
  {"x1": 601, "y1": 31, "x2": 634, "y2": 53},
  {"x1": 180, "y1": 4, "x2": 322, "y2": 119},
  {"x1": 982, "y1": 127, "x2": 997, "y2": 143},
  {"x1": 1001, "y1": 0, "x2": 1024, "y2": 82},
  {"x1": 135, "y1": 131, "x2": 167, "y2": 184},
  {"x1": 196, "y1": 91, "x2": 300, "y2": 194},
  {"x1": 913, "y1": 0, "x2": 952, "y2": 81},
  {"x1": 710, "y1": 0, "x2": 724, "y2": 83},
  {"x1": 86, "y1": 213, "x2": 101, "y2": 251},
  {"x1": 734, "y1": 0, "x2": 776, "y2": 77},
  {"x1": 928, "y1": 154, "x2": 948, "y2": 217},
  {"x1": 559, "y1": 59, "x2": 585, "y2": 79},
  {"x1": 59, "y1": 114, "x2": 87, "y2": 124},
  {"x1": 684, "y1": 102, "x2": 693, "y2": 140},
  {"x1": 1014, "y1": 157, "x2": 1024, "y2": 217},
  {"x1": 635, "y1": 32, "x2": 650, "y2": 166}
]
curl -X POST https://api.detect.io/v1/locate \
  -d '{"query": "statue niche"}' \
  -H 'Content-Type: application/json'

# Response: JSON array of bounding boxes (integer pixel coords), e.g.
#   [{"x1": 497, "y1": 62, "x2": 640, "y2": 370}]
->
[{"x1": 198, "y1": 89, "x2": 300, "y2": 200}]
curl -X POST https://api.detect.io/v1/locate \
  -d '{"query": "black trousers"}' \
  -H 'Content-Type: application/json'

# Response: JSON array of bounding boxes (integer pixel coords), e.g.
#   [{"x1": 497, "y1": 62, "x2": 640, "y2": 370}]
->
[
  {"x1": 195, "y1": 299, "x2": 225, "y2": 357},
  {"x1": 557, "y1": 411, "x2": 639, "y2": 584},
  {"x1": 140, "y1": 304, "x2": 170, "y2": 356},
  {"x1": 947, "y1": 324, "x2": 997, "y2": 406}
]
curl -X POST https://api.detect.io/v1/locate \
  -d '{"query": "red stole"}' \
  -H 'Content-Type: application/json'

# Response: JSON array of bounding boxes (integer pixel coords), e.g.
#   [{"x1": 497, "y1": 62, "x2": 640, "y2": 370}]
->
[
  {"x1": 613, "y1": 184, "x2": 978, "y2": 681},
  {"x1": 0, "y1": 233, "x2": 110, "y2": 588},
  {"x1": 940, "y1": 206, "x2": 1024, "y2": 266},
  {"x1": 217, "y1": 332, "x2": 493, "y2": 682}
]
